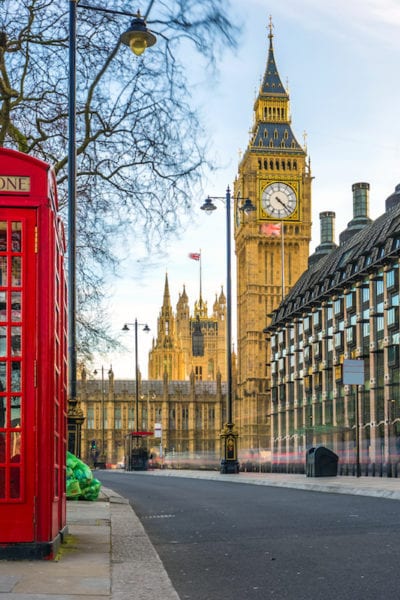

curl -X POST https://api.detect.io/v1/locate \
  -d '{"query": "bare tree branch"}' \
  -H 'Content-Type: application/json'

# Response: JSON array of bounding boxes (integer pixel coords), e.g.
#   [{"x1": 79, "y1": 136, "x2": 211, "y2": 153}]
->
[{"x1": 0, "y1": 0, "x2": 240, "y2": 360}]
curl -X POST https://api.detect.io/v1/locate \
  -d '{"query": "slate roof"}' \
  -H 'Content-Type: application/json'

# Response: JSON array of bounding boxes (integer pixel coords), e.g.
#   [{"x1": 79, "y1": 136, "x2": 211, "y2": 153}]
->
[
  {"x1": 260, "y1": 36, "x2": 288, "y2": 98},
  {"x1": 267, "y1": 202, "x2": 400, "y2": 329},
  {"x1": 252, "y1": 122, "x2": 303, "y2": 154}
]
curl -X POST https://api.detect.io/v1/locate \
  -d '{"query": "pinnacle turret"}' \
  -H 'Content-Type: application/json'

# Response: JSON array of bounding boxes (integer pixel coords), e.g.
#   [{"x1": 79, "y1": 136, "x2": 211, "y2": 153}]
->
[{"x1": 162, "y1": 272, "x2": 171, "y2": 307}]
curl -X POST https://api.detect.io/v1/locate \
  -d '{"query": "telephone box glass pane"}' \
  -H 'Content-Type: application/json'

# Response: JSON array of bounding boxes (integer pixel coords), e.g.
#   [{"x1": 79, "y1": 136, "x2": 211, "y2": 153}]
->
[
  {"x1": 0, "y1": 222, "x2": 6, "y2": 252},
  {"x1": 11, "y1": 258, "x2": 21, "y2": 287},
  {"x1": 11, "y1": 292, "x2": 21, "y2": 322},
  {"x1": 11, "y1": 328, "x2": 21, "y2": 356},
  {"x1": 10, "y1": 466, "x2": 20, "y2": 498},
  {"x1": 0, "y1": 362, "x2": 6, "y2": 392},
  {"x1": 0, "y1": 292, "x2": 6, "y2": 322},
  {"x1": 11, "y1": 223, "x2": 21, "y2": 252},
  {"x1": 11, "y1": 363, "x2": 20, "y2": 392},
  {"x1": 0, "y1": 257, "x2": 6, "y2": 286},
  {"x1": 0, "y1": 466, "x2": 5, "y2": 498},
  {"x1": 0, "y1": 397, "x2": 5, "y2": 427},
  {"x1": 11, "y1": 396, "x2": 21, "y2": 424},
  {"x1": 0, "y1": 327, "x2": 6, "y2": 356}
]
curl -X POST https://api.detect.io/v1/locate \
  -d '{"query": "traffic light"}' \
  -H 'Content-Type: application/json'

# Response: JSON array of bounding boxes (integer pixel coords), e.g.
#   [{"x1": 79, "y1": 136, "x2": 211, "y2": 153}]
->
[{"x1": 90, "y1": 440, "x2": 97, "y2": 451}]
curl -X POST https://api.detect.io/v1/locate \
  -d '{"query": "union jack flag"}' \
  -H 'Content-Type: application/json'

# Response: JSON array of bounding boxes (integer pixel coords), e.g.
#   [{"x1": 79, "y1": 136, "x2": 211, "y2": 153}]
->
[{"x1": 260, "y1": 223, "x2": 281, "y2": 236}]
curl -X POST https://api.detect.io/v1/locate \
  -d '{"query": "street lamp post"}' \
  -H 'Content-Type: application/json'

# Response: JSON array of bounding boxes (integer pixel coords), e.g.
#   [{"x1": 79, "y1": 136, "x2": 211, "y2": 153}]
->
[
  {"x1": 67, "y1": 2, "x2": 156, "y2": 456},
  {"x1": 122, "y1": 319, "x2": 150, "y2": 432},
  {"x1": 201, "y1": 186, "x2": 255, "y2": 474}
]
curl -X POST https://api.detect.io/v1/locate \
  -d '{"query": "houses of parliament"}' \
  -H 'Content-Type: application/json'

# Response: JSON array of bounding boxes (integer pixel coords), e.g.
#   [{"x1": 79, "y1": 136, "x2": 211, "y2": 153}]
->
[{"x1": 78, "y1": 23, "x2": 400, "y2": 477}]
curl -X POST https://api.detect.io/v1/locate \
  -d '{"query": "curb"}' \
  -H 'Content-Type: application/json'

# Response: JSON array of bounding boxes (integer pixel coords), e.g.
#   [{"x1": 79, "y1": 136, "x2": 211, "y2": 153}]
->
[{"x1": 101, "y1": 486, "x2": 180, "y2": 600}]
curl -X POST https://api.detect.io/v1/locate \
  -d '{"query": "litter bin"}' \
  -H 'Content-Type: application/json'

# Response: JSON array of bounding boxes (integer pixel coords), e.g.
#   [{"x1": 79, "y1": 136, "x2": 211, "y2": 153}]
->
[{"x1": 306, "y1": 446, "x2": 338, "y2": 477}]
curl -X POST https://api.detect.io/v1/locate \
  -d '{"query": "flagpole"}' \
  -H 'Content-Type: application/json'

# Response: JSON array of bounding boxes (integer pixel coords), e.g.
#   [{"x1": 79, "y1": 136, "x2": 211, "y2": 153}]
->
[
  {"x1": 199, "y1": 249, "x2": 202, "y2": 301},
  {"x1": 281, "y1": 220, "x2": 285, "y2": 301}
]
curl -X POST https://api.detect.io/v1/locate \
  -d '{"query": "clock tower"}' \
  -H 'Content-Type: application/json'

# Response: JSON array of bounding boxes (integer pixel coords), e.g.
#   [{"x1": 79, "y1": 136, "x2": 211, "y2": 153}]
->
[{"x1": 234, "y1": 21, "x2": 312, "y2": 449}]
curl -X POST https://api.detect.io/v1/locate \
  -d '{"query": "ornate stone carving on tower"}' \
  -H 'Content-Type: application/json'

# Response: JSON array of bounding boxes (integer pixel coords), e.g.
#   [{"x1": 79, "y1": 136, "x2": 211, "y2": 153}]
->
[{"x1": 234, "y1": 20, "x2": 312, "y2": 449}]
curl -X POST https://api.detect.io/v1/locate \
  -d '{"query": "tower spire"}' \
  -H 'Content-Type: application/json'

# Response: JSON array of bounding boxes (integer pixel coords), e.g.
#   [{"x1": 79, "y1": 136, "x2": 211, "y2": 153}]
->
[
  {"x1": 260, "y1": 17, "x2": 287, "y2": 98},
  {"x1": 268, "y1": 14, "x2": 274, "y2": 44}
]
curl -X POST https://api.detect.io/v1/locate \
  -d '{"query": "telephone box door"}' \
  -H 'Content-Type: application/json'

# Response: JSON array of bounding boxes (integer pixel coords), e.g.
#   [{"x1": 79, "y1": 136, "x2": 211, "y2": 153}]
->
[{"x1": 0, "y1": 209, "x2": 37, "y2": 542}]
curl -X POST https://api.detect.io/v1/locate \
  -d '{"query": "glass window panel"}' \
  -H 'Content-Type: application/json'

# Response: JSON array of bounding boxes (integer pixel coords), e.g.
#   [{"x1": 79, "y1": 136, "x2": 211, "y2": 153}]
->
[
  {"x1": 11, "y1": 327, "x2": 21, "y2": 356},
  {"x1": 11, "y1": 431, "x2": 21, "y2": 460},
  {"x1": 0, "y1": 326, "x2": 6, "y2": 356},
  {"x1": 0, "y1": 397, "x2": 6, "y2": 428},
  {"x1": 11, "y1": 257, "x2": 21, "y2": 286},
  {"x1": 0, "y1": 467, "x2": 5, "y2": 498},
  {"x1": 11, "y1": 397, "x2": 21, "y2": 425},
  {"x1": 11, "y1": 292, "x2": 21, "y2": 322},
  {"x1": 10, "y1": 466, "x2": 20, "y2": 498},
  {"x1": 11, "y1": 362, "x2": 20, "y2": 392},
  {"x1": 0, "y1": 362, "x2": 6, "y2": 392},
  {"x1": 0, "y1": 432, "x2": 4, "y2": 460},
  {"x1": 11, "y1": 223, "x2": 22, "y2": 252},
  {"x1": 0, "y1": 257, "x2": 7, "y2": 286},
  {"x1": 0, "y1": 222, "x2": 6, "y2": 252},
  {"x1": 0, "y1": 292, "x2": 6, "y2": 322}
]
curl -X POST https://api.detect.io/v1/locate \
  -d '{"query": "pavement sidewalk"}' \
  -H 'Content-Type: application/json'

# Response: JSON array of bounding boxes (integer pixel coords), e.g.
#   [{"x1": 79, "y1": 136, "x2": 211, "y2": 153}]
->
[{"x1": 0, "y1": 471, "x2": 399, "y2": 599}]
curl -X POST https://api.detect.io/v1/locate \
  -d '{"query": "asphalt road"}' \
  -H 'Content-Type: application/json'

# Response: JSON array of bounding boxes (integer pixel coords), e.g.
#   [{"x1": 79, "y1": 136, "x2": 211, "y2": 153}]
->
[{"x1": 97, "y1": 471, "x2": 400, "y2": 600}]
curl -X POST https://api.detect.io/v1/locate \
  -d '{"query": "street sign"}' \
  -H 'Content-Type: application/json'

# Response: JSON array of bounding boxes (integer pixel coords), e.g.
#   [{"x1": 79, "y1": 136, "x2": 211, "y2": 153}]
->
[
  {"x1": 154, "y1": 423, "x2": 162, "y2": 438},
  {"x1": 343, "y1": 359, "x2": 364, "y2": 385}
]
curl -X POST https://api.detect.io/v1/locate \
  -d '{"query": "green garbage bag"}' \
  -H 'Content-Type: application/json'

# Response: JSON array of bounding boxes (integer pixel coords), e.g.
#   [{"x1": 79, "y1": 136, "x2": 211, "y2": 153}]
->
[
  {"x1": 80, "y1": 478, "x2": 101, "y2": 501},
  {"x1": 66, "y1": 451, "x2": 101, "y2": 501},
  {"x1": 66, "y1": 478, "x2": 81, "y2": 498}
]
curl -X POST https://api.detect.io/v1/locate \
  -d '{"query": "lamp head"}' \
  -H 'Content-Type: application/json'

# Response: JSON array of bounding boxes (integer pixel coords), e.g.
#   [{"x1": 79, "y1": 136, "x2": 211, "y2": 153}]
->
[
  {"x1": 120, "y1": 11, "x2": 157, "y2": 56},
  {"x1": 143, "y1": 324, "x2": 150, "y2": 333},
  {"x1": 122, "y1": 324, "x2": 130, "y2": 331},
  {"x1": 200, "y1": 196, "x2": 217, "y2": 214},
  {"x1": 241, "y1": 198, "x2": 256, "y2": 215}
]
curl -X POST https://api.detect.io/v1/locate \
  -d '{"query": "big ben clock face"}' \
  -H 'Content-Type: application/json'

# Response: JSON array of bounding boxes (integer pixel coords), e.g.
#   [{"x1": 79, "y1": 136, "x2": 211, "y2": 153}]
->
[{"x1": 262, "y1": 182, "x2": 297, "y2": 218}]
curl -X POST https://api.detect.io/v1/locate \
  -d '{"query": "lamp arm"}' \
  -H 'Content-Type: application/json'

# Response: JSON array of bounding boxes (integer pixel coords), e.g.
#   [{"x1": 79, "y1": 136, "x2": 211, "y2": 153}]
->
[{"x1": 78, "y1": 4, "x2": 140, "y2": 18}]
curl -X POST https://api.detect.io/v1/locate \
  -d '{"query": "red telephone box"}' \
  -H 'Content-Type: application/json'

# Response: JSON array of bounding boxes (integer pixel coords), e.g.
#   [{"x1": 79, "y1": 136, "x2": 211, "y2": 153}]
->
[{"x1": 0, "y1": 148, "x2": 67, "y2": 559}]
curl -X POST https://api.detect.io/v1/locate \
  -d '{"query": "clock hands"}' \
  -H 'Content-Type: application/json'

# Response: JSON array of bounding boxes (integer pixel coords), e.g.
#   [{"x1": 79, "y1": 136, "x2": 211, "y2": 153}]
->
[{"x1": 275, "y1": 196, "x2": 291, "y2": 214}]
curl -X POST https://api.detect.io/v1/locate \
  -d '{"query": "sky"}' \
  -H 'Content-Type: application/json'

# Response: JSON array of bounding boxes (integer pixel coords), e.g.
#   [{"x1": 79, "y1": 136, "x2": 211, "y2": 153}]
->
[{"x1": 91, "y1": 0, "x2": 400, "y2": 380}]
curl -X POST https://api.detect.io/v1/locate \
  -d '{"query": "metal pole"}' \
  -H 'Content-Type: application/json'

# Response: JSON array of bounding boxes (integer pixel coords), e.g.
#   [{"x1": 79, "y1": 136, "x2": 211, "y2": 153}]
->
[
  {"x1": 101, "y1": 366, "x2": 105, "y2": 457},
  {"x1": 355, "y1": 385, "x2": 361, "y2": 477},
  {"x1": 226, "y1": 186, "x2": 233, "y2": 425},
  {"x1": 135, "y1": 318, "x2": 139, "y2": 432},
  {"x1": 68, "y1": 0, "x2": 77, "y2": 406}
]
